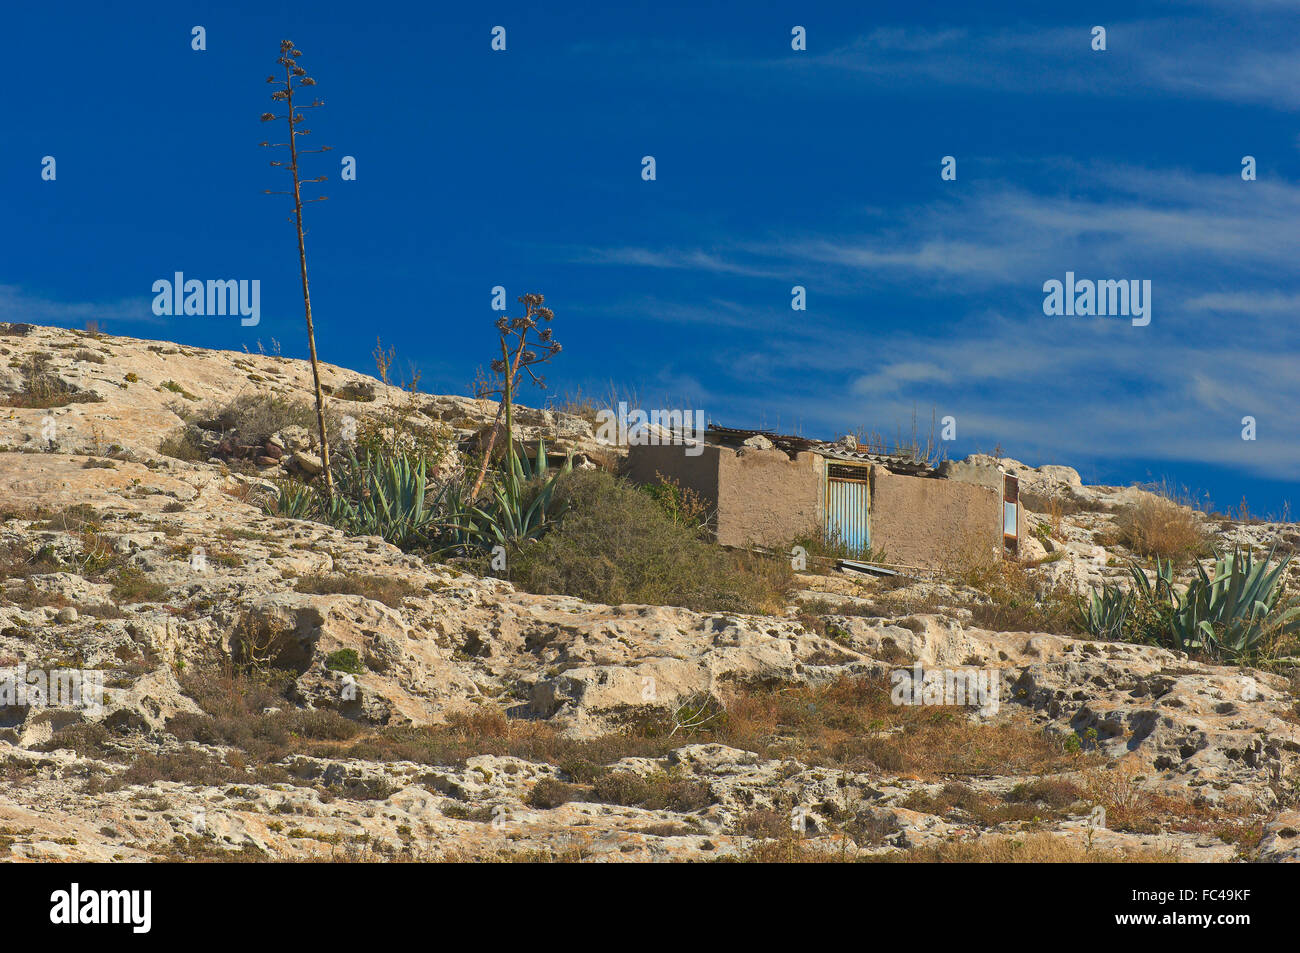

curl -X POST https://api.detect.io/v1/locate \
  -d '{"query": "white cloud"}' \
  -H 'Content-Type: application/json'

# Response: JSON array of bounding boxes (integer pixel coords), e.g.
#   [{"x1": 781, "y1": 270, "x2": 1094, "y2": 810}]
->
[
  {"x1": 579, "y1": 163, "x2": 1300, "y2": 306},
  {"x1": 572, "y1": 159, "x2": 1300, "y2": 482},
  {"x1": 1184, "y1": 291, "x2": 1300, "y2": 313},
  {"x1": 801, "y1": 17, "x2": 1300, "y2": 110},
  {"x1": 0, "y1": 285, "x2": 158, "y2": 328}
]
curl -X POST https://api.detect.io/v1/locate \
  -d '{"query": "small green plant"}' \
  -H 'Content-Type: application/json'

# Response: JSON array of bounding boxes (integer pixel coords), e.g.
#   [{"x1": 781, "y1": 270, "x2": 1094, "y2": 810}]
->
[
  {"x1": 160, "y1": 380, "x2": 199, "y2": 401},
  {"x1": 1081, "y1": 583, "x2": 1131, "y2": 641},
  {"x1": 640, "y1": 473, "x2": 709, "y2": 534},
  {"x1": 110, "y1": 566, "x2": 169, "y2": 605},
  {"x1": 324, "y1": 649, "x2": 363, "y2": 675}
]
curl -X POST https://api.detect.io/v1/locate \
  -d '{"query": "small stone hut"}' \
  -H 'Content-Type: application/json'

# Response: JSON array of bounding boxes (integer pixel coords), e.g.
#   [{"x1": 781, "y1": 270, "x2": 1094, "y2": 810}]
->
[{"x1": 624, "y1": 426, "x2": 1022, "y2": 570}]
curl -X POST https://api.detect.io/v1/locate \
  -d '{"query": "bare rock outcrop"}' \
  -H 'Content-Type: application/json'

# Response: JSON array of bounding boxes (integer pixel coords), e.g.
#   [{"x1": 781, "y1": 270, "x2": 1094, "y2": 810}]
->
[{"x1": 0, "y1": 325, "x2": 1297, "y2": 862}]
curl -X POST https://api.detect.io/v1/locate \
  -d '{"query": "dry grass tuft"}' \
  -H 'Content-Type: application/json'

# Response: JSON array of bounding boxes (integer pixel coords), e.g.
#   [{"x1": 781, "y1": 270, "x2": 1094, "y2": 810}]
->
[
  {"x1": 1, "y1": 352, "x2": 104, "y2": 409},
  {"x1": 1115, "y1": 487, "x2": 1210, "y2": 564},
  {"x1": 737, "y1": 831, "x2": 1183, "y2": 862},
  {"x1": 1079, "y1": 759, "x2": 1263, "y2": 852},
  {"x1": 949, "y1": 554, "x2": 1083, "y2": 636},
  {"x1": 292, "y1": 573, "x2": 421, "y2": 608},
  {"x1": 34, "y1": 669, "x2": 1090, "y2": 788}
]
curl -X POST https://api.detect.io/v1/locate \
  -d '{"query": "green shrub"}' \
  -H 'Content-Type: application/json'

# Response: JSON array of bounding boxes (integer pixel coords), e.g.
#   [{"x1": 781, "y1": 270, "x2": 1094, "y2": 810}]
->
[
  {"x1": 525, "y1": 777, "x2": 582, "y2": 809},
  {"x1": 639, "y1": 473, "x2": 709, "y2": 534},
  {"x1": 324, "y1": 649, "x2": 364, "y2": 674},
  {"x1": 160, "y1": 380, "x2": 199, "y2": 401},
  {"x1": 506, "y1": 470, "x2": 792, "y2": 614},
  {"x1": 110, "y1": 566, "x2": 169, "y2": 604},
  {"x1": 589, "y1": 771, "x2": 713, "y2": 812}
]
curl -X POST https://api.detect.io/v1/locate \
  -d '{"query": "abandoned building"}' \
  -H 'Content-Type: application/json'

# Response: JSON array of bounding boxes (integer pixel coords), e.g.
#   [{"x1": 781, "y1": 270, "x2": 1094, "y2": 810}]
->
[{"x1": 624, "y1": 425, "x2": 1023, "y2": 570}]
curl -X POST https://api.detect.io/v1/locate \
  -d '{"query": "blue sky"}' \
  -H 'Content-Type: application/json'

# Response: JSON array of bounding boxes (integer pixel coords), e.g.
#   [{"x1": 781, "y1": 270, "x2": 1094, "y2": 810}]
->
[{"x1": 3, "y1": 0, "x2": 1298, "y2": 514}]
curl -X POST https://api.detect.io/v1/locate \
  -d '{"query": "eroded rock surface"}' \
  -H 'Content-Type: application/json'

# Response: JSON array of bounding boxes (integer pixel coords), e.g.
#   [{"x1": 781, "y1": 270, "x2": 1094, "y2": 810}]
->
[{"x1": 0, "y1": 324, "x2": 1297, "y2": 862}]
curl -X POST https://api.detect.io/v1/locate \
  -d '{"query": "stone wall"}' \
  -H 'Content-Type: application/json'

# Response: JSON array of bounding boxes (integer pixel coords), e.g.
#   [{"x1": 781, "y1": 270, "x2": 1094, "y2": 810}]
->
[
  {"x1": 625, "y1": 444, "x2": 821, "y2": 548},
  {"x1": 868, "y1": 467, "x2": 1003, "y2": 569},
  {"x1": 628, "y1": 444, "x2": 1010, "y2": 564},
  {"x1": 715, "y1": 448, "x2": 821, "y2": 547},
  {"x1": 936, "y1": 459, "x2": 1024, "y2": 547}
]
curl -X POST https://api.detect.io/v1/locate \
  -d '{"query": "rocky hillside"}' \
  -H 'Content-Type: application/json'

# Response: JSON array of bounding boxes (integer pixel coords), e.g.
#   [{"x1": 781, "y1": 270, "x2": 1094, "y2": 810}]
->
[
  {"x1": 0, "y1": 322, "x2": 606, "y2": 471},
  {"x1": 0, "y1": 322, "x2": 1298, "y2": 863}
]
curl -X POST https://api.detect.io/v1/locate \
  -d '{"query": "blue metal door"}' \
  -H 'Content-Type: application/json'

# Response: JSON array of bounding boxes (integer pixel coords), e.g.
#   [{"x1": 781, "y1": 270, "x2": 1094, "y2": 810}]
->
[{"x1": 826, "y1": 478, "x2": 870, "y2": 555}]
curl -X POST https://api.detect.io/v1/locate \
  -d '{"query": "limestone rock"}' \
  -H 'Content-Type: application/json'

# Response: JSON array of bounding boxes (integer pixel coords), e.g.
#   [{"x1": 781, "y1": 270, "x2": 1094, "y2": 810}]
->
[
  {"x1": 0, "y1": 324, "x2": 1295, "y2": 862},
  {"x1": 290, "y1": 451, "x2": 324, "y2": 475}
]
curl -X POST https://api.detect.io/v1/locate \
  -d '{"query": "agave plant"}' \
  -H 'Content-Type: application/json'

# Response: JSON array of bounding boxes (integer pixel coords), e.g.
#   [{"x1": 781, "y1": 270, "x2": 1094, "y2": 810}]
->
[
  {"x1": 1090, "y1": 545, "x2": 1300, "y2": 660},
  {"x1": 1173, "y1": 546, "x2": 1300, "y2": 660},
  {"x1": 263, "y1": 438, "x2": 571, "y2": 558},
  {"x1": 337, "y1": 447, "x2": 453, "y2": 547},
  {"x1": 468, "y1": 438, "x2": 572, "y2": 551},
  {"x1": 1127, "y1": 555, "x2": 1177, "y2": 606},
  {"x1": 266, "y1": 480, "x2": 319, "y2": 520},
  {"x1": 269, "y1": 447, "x2": 460, "y2": 549},
  {"x1": 1080, "y1": 583, "x2": 1132, "y2": 641}
]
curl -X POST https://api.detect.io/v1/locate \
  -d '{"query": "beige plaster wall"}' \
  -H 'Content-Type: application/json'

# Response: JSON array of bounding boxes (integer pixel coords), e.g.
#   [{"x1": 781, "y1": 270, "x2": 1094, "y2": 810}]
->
[{"x1": 868, "y1": 468, "x2": 1003, "y2": 569}]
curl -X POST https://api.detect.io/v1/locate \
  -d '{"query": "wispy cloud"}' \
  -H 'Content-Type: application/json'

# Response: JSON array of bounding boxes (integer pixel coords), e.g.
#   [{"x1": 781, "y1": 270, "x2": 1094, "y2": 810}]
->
[
  {"x1": 801, "y1": 16, "x2": 1300, "y2": 110},
  {"x1": 832, "y1": 314, "x2": 1300, "y2": 479},
  {"x1": 572, "y1": 247, "x2": 785, "y2": 280},
  {"x1": 0, "y1": 285, "x2": 158, "y2": 328},
  {"x1": 579, "y1": 163, "x2": 1300, "y2": 302},
  {"x1": 576, "y1": 159, "x2": 1300, "y2": 481},
  {"x1": 1184, "y1": 291, "x2": 1300, "y2": 314}
]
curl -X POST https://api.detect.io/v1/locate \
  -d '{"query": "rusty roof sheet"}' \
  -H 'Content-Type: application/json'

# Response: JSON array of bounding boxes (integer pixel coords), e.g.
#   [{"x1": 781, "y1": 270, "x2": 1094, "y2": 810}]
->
[{"x1": 706, "y1": 424, "x2": 935, "y2": 475}]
